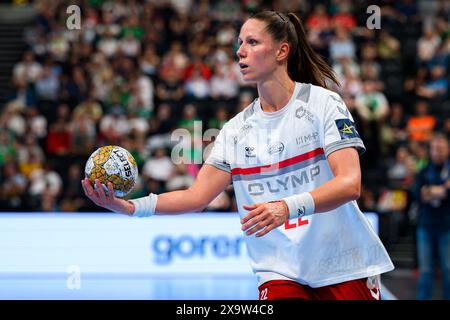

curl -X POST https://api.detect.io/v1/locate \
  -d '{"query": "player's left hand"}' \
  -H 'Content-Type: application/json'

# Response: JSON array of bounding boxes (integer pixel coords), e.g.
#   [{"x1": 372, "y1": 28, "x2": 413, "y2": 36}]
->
[{"x1": 241, "y1": 201, "x2": 289, "y2": 237}]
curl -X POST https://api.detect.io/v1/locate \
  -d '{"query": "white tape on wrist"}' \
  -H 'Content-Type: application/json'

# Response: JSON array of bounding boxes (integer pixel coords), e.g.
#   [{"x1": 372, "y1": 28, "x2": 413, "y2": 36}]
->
[
  {"x1": 282, "y1": 192, "x2": 315, "y2": 220},
  {"x1": 130, "y1": 193, "x2": 158, "y2": 217}
]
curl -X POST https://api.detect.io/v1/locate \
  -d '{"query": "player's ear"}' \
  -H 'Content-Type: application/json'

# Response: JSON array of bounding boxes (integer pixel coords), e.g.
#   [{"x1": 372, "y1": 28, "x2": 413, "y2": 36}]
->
[{"x1": 276, "y1": 42, "x2": 290, "y2": 62}]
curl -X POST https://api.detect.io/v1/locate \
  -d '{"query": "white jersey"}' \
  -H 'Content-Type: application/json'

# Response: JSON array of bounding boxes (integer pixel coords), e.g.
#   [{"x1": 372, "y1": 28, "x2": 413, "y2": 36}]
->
[{"x1": 205, "y1": 82, "x2": 394, "y2": 288}]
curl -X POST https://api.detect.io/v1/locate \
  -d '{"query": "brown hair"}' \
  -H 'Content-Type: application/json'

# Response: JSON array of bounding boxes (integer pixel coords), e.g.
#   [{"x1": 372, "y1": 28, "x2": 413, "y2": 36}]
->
[{"x1": 250, "y1": 11, "x2": 339, "y2": 89}]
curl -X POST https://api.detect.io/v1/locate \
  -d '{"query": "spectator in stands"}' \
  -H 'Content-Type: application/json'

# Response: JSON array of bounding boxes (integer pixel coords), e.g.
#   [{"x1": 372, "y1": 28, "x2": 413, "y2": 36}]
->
[
  {"x1": 142, "y1": 147, "x2": 175, "y2": 184},
  {"x1": 35, "y1": 55, "x2": 61, "y2": 102},
  {"x1": 13, "y1": 51, "x2": 42, "y2": 85},
  {"x1": 340, "y1": 63, "x2": 363, "y2": 97},
  {"x1": 61, "y1": 163, "x2": 85, "y2": 204},
  {"x1": 409, "y1": 141, "x2": 430, "y2": 173},
  {"x1": 377, "y1": 30, "x2": 401, "y2": 60},
  {"x1": 70, "y1": 113, "x2": 96, "y2": 160},
  {"x1": 97, "y1": 29, "x2": 119, "y2": 58},
  {"x1": 99, "y1": 106, "x2": 130, "y2": 145},
  {"x1": 28, "y1": 162, "x2": 62, "y2": 210},
  {"x1": 417, "y1": 27, "x2": 441, "y2": 65},
  {"x1": 387, "y1": 146, "x2": 416, "y2": 189},
  {"x1": 166, "y1": 163, "x2": 195, "y2": 191},
  {"x1": 160, "y1": 41, "x2": 189, "y2": 81},
  {"x1": 127, "y1": 71, "x2": 155, "y2": 117},
  {"x1": 39, "y1": 190, "x2": 58, "y2": 212},
  {"x1": 413, "y1": 133, "x2": 450, "y2": 299},
  {"x1": 329, "y1": 26, "x2": 355, "y2": 61},
  {"x1": 149, "y1": 103, "x2": 176, "y2": 135},
  {"x1": 119, "y1": 32, "x2": 141, "y2": 58},
  {"x1": 147, "y1": 103, "x2": 177, "y2": 152},
  {"x1": 406, "y1": 101, "x2": 437, "y2": 143},
  {"x1": 139, "y1": 44, "x2": 160, "y2": 81},
  {"x1": 178, "y1": 104, "x2": 200, "y2": 134},
  {"x1": 395, "y1": 0, "x2": 420, "y2": 24},
  {"x1": 210, "y1": 64, "x2": 239, "y2": 101},
  {"x1": 25, "y1": 106, "x2": 47, "y2": 146},
  {"x1": 61, "y1": 66, "x2": 90, "y2": 108},
  {"x1": 208, "y1": 105, "x2": 229, "y2": 130},
  {"x1": 46, "y1": 104, "x2": 72, "y2": 172},
  {"x1": 216, "y1": 21, "x2": 237, "y2": 46},
  {"x1": 332, "y1": 56, "x2": 360, "y2": 84},
  {"x1": 360, "y1": 42, "x2": 381, "y2": 79},
  {"x1": 184, "y1": 67, "x2": 211, "y2": 100},
  {"x1": 1, "y1": 103, "x2": 26, "y2": 137},
  {"x1": 17, "y1": 133, "x2": 46, "y2": 174},
  {"x1": 156, "y1": 71, "x2": 185, "y2": 110},
  {"x1": 88, "y1": 52, "x2": 114, "y2": 102},
  {"x1": 47, "y1": 26, "x2": 71, "y2": 62},
  {"x1": 177, "y1": 104, "x2": 203, "y2": 162},
  {"x1": 330, "y1": 1, "x2": 356, "y2": 30},
  {"x1": 380, "y1": 102, "x2": 408, "y2": 154},
  {"x1": 355, "y1": 80, "x2": 390, "y2": 121},
  {"x1": 0, "y1": 162, "x2": 27, "y2": 211},
  {"x1": 0, "y1": 130, "x2": 16, "y2": 168},
  {"x1": 72, "y1": 94, "x2": 103, "y2": 124},
  {"x1": 427, "y1": 42, "x2": 449, "y2": 71},
  {"x1": 416, "y1": 65, "x2": 449, "y2": 99},
  {"x1": 306, "y1": 4, "x2": 330, "y2": 31},
  {"x1": 8, "y1": 77, "x2": 37, "y2": 111},
  {"x1": 355, "y1": 79, "x2": 389, "y2": 163},
  {"x1": 96, "y1": 7, "x2": 121, "y2": 38}
]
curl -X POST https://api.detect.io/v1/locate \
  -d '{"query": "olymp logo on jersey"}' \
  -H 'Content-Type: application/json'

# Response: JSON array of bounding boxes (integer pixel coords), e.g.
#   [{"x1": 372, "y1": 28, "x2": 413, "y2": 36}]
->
[{"x1": 244, "y1": 165, "x2": 321, "y2": 195}]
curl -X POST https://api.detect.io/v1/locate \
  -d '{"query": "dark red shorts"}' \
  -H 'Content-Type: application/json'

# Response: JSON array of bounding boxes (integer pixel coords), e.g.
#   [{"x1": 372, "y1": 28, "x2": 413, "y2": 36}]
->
[{"x1": 258, "y1": 277, "x2": 381, "y2": 300}]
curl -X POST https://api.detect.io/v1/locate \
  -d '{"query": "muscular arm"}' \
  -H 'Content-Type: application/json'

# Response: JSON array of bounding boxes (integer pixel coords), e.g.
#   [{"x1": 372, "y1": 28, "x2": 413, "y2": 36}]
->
[
  {"x1": 310, "y1": 147, "x2": 361, "y2": 212},
  {"x1": 155, "y1": 164, "x2": 232, "y2": 214}
]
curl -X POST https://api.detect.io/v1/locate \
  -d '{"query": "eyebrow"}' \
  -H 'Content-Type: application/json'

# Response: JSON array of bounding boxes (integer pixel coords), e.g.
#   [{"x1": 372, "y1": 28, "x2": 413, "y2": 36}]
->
[{"x1": 237, "y1": 35, "x2": 257, "y2": 42}]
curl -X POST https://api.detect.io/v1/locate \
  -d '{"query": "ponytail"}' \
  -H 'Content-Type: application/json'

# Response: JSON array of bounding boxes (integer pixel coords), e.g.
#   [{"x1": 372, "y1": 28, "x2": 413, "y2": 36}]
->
[
  {"x1": 251, "y1": 11, "x2": 340, "y2": 89},
  {"x1": 286, "y1": 13, "x2": 339, "y2": 88}
]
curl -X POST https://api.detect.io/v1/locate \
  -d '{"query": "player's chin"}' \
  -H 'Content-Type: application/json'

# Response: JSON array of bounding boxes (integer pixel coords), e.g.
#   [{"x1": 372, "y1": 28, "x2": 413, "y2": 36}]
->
[{"x1": 241, "y1": 73, "x2": 258, "y2": 83}]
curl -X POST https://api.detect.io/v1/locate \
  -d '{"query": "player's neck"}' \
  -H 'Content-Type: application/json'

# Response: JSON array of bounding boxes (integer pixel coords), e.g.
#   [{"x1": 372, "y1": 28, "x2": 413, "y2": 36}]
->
[{"x1": 257, "y1": 73, "x2": 295, "y2": 113}]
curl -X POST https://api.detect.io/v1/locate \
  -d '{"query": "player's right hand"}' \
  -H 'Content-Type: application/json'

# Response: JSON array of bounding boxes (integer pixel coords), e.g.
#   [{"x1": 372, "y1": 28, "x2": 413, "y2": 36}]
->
[{"x1": 81, "y1": 178, "x2": 135, "y2": 215}]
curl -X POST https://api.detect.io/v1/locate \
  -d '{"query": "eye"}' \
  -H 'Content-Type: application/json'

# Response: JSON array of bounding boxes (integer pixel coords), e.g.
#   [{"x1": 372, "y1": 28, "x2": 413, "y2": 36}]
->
[{"x1": 248, "y1": 39, "x2": 258, "y2": 45}]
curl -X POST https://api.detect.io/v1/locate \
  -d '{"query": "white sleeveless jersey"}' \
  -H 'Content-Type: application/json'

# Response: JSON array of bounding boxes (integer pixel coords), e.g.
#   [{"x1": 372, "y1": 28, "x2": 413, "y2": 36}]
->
[{"x1": 205, "y1": 82, "x2": 394, "y2": 288}]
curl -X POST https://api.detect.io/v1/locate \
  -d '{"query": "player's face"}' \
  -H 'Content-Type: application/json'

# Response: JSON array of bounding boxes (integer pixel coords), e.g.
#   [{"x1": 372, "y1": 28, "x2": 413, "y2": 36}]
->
[
  {"x1": 430, "y1": 137, "x2": 449, "y2": 164},
  {"x1": 237, "y1": 19, "x2": 279, "y2": 83}
]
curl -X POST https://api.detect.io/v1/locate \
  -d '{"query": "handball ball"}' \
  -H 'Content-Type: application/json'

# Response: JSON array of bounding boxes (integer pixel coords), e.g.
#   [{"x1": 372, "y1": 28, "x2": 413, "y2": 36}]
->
[{"x1": 85, "y1": 146, "x2": 138, "y2": 197}]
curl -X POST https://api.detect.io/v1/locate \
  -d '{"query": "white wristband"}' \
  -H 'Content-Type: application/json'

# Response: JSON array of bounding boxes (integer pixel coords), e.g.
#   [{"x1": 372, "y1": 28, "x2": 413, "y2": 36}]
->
[
  {"x1": 282, "y1": 192, "x2": 315, "y2": 220},
  {"x1": 130, "y1": 193, "x2": 158, "y2": 217}
]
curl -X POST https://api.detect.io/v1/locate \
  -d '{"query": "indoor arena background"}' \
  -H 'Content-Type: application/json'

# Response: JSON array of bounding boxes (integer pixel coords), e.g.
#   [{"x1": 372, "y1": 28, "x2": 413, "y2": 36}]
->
[{"x1": 0, "y1": 0, "x2": 449, "y2": 300}]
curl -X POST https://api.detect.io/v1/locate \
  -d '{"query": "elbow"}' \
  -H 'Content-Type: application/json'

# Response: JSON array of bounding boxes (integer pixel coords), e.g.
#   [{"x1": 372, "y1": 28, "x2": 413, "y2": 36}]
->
[
  {"x1": 340, "y1": 176, "x2": 361, "y2": 201},
  {"x1": 349, "y1": 181, "x2": 361, "y2": 201}
]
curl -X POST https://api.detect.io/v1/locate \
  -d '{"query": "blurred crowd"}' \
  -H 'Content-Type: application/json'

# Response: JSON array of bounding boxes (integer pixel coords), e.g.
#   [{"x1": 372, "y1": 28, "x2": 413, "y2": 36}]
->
[{"x1": 0, "y1": 0, "x2": 449, "y2": 231}]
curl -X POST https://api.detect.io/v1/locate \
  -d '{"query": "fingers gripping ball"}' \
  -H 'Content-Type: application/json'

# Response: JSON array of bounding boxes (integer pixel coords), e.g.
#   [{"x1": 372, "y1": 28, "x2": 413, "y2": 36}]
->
[{"x1": 85, "y1": 146, "x2": 138, "y2": 197}]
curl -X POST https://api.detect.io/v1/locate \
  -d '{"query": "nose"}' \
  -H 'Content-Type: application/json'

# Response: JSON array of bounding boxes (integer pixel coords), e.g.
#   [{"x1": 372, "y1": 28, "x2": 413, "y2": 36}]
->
[{"x1": 236, "y1": 44, "x2": 246, "y2": 59}]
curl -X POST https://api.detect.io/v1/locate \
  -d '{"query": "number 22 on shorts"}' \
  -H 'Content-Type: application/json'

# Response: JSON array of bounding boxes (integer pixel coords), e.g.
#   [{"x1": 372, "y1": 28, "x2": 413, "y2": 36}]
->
[{"x1": 284, "y1": 217, "x2": 309, "y2": 230}]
